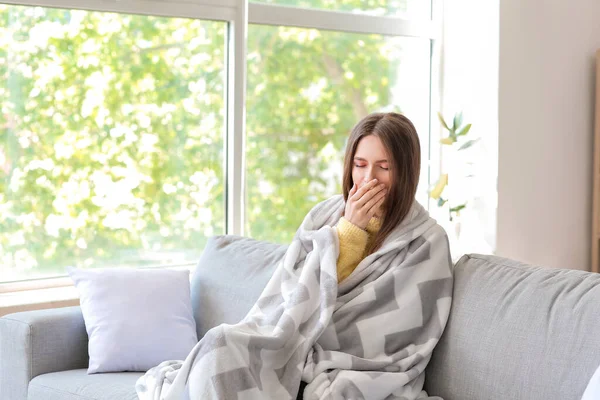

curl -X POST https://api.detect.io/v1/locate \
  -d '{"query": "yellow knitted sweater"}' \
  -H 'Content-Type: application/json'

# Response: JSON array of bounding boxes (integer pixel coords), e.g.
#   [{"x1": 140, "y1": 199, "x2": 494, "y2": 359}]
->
[{"x1": 336, "y1": 216, "x2": 382, "y2": 283}]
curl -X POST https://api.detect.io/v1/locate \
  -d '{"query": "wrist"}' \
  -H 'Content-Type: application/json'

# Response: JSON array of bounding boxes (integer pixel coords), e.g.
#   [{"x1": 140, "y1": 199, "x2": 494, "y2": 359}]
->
[
  {"x1": 339, "y1": 217, "x2": 368, "y2": 233},
  {"x1": 347, "y1": 217, "x2": 367, "y2": 230}
]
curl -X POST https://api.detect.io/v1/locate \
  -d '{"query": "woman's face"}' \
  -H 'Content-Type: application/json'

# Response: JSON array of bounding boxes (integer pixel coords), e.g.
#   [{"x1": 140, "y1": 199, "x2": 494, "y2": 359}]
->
[{"x1": 352, "y1": 135, "x2": 392, "y2": 190}]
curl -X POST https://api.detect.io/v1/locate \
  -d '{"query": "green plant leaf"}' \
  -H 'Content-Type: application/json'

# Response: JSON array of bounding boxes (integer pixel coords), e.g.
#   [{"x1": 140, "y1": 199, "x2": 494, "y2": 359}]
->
[
  {"x1": 429, "y1": 173, "x2": 448, "y2": 199},
  {"x1": 457, "y1": 123, "x2": 472, "y2": 136},
  {"x1": 452, "y1": 112, "x2": 463, "y2": 131},
  {"x1": 440, "y1": 137, "x2": 455, "y2": 145},
  {"x1": 437, "y1": 112, "x2": 450, "y2": 131},
  {"x1": 450, "y1": 204, "x2": 467, "y2": 213},
  {"x1": 437, "y1": 197, "x2": 447, "y2": 207},
  {"x1": 458, "y1": 138, "x2": 480, "y2": 151}
]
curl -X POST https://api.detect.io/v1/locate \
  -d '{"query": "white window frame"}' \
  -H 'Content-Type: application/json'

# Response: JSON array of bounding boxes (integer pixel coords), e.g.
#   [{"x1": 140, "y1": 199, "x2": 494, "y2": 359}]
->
[{"x1": 0, "y1": 0, "x2": 442, "y2": 293}]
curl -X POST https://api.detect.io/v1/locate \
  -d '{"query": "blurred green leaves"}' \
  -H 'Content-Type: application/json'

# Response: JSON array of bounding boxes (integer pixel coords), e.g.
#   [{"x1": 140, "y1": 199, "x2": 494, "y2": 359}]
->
[
  {"x1": 0, "y1": 6, "x2": 226, "y2": 278},
  {"x1": 0, "y1": 2, "x2": 420, "y2": 279},
  {"x1": 245, "y1": 25, "x2": 414, "y2": 244}
]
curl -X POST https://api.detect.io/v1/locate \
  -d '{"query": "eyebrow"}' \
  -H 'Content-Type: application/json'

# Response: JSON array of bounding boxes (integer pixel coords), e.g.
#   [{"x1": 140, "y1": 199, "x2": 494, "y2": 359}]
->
[{"x1": 354, "y1": 157, "x2": 388, "y2": 163}]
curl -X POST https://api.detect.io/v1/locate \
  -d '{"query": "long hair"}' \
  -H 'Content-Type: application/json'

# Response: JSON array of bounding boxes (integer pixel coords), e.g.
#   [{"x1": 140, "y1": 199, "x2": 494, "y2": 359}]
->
[{"x1": 342, "y1": 112, "x2": 421, "y2": 254}]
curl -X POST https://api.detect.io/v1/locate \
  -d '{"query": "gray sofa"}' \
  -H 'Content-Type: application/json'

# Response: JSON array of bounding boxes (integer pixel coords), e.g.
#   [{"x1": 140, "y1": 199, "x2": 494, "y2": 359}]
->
[{"x1": 2, "y1": 235, "x2": 600, "y2": 400}]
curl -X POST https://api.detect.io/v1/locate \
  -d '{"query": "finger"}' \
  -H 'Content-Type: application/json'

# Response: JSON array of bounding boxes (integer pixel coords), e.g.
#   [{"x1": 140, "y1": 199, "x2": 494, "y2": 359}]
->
[
  {"x1": 349, "y1": 183, "x2": 357, "y2": 196},
  {"x1": 355, "y1": 183, "x2": 385, "y2": 208},
  {"x1": 370, "y1": 197, "x2": 385, "y2": 218},
  {"x1": 351, "y1": 179, "x2": 379, "y2": 200},
  {"x1": 365, "y1": 189, "x2": 387, "y2": 214},
  {"x1": 355, "y1": 184, "x2": 386, "y2": 208}
]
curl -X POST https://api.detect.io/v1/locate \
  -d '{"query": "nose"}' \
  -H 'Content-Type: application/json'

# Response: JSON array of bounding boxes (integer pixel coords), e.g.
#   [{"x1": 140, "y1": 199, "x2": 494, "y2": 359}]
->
[
  {"x1": 359, "y1": 168, "x2": 375, "y2": 187},
  {"x1": 366, "y1": 167, "x2": 376, "y2": 181}
]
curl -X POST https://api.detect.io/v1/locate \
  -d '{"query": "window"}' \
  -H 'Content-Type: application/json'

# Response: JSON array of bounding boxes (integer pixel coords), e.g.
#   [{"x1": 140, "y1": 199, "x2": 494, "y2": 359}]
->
[
  {"x1": 255, "y1": 0, "x2": 431, "y2": 19},
  {"x1": 245, "y1": 25, "x2": 431, "y2": 243},
  {"x1": 0, "y1": 4, "x2": 226, "y2": 281},
  {"x1": 0, "y1": 0, "x2": 439, "y2": 284}
]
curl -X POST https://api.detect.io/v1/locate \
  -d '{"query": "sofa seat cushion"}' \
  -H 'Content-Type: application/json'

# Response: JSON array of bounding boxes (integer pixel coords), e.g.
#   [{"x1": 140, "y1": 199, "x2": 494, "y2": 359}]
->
[{"x1": 28, "y1": 369, "x2": 142, "y2": 400}]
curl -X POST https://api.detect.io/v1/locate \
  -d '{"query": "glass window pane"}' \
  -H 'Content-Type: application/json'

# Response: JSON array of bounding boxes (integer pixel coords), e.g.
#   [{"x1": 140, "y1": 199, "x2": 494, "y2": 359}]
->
[
  {"x1": 246, "y1": 25, "x2": 431, "y2": 244},
  {"x1": 254, "y1": 0, "x2": 431, "y2": 19},
  {"x1": 0, "y1": 5, "x2": 226, "y2": 282}
]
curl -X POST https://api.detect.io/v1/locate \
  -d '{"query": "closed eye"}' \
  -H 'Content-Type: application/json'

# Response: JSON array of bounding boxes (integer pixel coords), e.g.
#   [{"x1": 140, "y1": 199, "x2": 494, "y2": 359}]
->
[{"x1": 354, "y1": 164, "x2": 388, "y2": 170}]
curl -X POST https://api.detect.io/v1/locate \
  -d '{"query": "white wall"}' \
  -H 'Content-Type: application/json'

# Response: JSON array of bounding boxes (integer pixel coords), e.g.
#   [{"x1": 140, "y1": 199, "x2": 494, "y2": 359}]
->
[{"x1": 497, "y1": 0, "x2": 600, "y2": 270}]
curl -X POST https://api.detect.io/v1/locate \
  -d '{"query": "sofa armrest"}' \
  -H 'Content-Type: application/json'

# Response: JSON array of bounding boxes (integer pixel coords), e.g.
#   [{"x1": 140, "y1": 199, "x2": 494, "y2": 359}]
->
[{"x1": 0, "y1": 306, "x2": 89, "y2": 400}]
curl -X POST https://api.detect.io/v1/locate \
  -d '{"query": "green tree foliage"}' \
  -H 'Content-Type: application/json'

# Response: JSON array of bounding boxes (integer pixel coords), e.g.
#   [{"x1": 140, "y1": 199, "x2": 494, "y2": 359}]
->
[
  {"x1": 246, "y1": 25, "x2": 404, "y2": 243},
  {"x1": 0, "y1": 1, "x2": 416, "y2": 280},
  {"x1": 0, "y1": 6, "x2": 225, "y2": 278}
]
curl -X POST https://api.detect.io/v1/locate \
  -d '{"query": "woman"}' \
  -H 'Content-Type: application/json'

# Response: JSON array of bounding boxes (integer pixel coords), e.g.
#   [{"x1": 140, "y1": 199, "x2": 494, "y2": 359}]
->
[
  {"x1": 293, "y1": 112, "x2": 451, "y2": 399},
  {"x1": 335, "y1": 112, "x2": 423, "y2": 283},
  {"x1": 137, "y1": 112, "x2": 453, "y2": 400}
]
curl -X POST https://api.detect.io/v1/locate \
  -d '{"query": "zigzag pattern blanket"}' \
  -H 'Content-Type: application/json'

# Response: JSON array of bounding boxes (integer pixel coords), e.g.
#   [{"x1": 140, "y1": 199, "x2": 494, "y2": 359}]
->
[{"x1": 136, "y1": 195, "x2": 453, "y2": 400}]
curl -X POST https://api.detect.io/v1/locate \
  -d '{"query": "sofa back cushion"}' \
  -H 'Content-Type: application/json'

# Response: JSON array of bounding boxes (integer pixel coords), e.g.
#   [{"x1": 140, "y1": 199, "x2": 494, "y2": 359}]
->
[
  {"x1": 191, "y1": 235, "x2": 287, "y2": 339},
  {"x1": 425, "y1": 254, "x2": 600, "y2": 400}
]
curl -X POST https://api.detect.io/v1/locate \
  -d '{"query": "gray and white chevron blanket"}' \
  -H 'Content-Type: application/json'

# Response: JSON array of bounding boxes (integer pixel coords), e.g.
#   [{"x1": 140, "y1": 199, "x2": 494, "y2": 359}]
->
[{"x1": 136, "y1": 195, "x2": 453, "y2": 400}]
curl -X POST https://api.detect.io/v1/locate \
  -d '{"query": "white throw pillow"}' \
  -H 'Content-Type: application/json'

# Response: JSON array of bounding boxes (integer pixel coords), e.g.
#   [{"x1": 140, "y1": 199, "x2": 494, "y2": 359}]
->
[
  {"x1": 582, "y1": 364, "x2": 600, "y2": 400},
  {"x1": 68, "y1": 267, "x2": 198, "y2": 374}
]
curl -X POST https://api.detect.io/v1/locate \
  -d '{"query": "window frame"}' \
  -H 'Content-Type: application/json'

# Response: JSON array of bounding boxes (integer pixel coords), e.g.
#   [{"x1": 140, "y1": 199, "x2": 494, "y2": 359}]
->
[{"x1": 0, "y1": 0, "x2": 442, "y2": 291}]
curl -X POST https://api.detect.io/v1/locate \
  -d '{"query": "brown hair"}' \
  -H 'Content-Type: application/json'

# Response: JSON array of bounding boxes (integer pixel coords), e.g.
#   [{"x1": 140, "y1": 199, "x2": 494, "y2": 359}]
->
[{"x1": 342, "y1": 112, "x2": 421, "y2": 254}]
